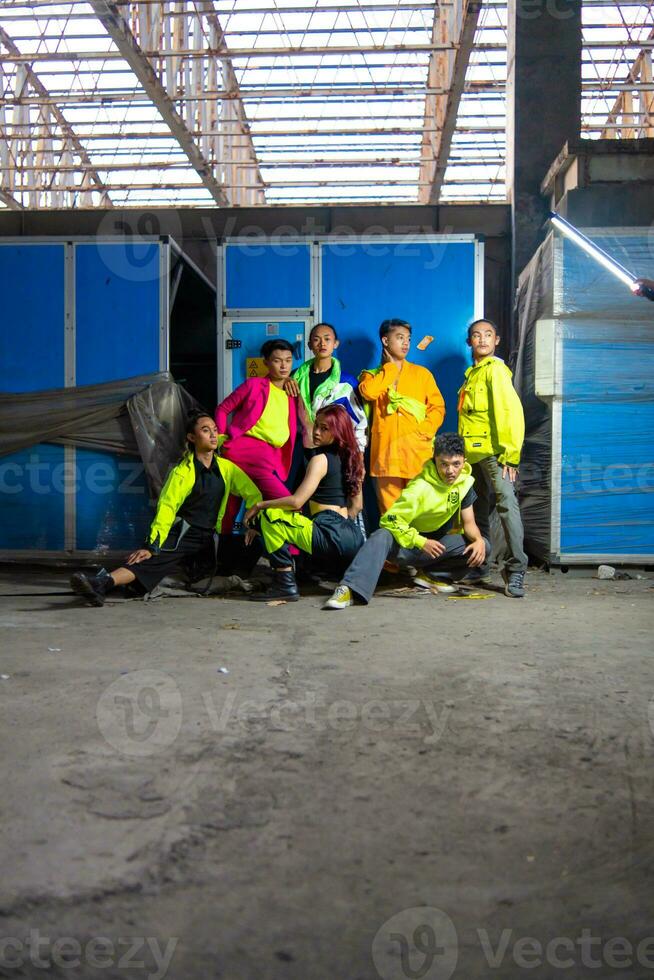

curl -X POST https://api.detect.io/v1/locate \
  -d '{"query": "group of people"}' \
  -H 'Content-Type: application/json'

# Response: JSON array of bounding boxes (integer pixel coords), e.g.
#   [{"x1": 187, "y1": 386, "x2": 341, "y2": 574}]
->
[{"x1": 70, "y1": 315, "x2": 528, "y2": 609}]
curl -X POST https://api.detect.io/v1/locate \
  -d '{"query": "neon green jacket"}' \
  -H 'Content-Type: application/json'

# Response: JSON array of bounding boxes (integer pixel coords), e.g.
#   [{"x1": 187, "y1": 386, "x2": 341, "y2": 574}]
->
[
  {"x1": 457, "y1": 356, "x2": 525, "y2": 466},
  {"x1": 380, "y1": 460, "x2": 475, "y2": 550},
  {"x1": 148, "y1": 452, "x2": 261, "y2": 551}
]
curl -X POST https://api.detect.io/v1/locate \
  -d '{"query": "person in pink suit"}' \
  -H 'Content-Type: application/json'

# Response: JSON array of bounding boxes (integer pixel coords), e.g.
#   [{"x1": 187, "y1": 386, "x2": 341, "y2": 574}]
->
[{"x1": 215, "y1": 338, "x2": 299, "y2": 532}]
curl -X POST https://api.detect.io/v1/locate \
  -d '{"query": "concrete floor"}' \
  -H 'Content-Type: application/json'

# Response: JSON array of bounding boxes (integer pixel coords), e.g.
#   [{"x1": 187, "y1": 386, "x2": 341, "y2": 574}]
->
[{"x1": 0, "y1": 565, "x2": 653, "y2": 980}]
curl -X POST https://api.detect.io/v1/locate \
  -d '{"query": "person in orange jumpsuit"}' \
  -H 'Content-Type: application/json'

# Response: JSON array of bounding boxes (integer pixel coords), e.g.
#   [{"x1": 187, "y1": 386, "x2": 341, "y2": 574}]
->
[{"x1": 358, "y1": 318, "x2": 445, "y2": 513}]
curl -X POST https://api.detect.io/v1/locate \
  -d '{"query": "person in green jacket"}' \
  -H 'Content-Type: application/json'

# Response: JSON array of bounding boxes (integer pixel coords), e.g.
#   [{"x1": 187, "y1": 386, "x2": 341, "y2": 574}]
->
[
  {"x1": 457, "y1": 318, "x2": 527, "y2": 598},
  {"x1": 324, "y1": 432, "x2": 487, "y2": 608},
  {"x1": 70, "y1": 410, "x2": 261, "y2": 606}
]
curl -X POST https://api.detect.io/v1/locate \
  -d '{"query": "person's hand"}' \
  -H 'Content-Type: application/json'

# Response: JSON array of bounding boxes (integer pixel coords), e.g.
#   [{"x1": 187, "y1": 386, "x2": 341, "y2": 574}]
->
[
  {"x1": 381, "y1": 344, "x2": 392, "y2": 364},
  {"x1": 421, "y1": 538, "x2": 445, "y2": 559},
  {"x1": 126, "y1": 549, "x2": 151, "y2": 565},
  {"x1": 502, "y1": 464, "x2": 518, "y2": 483},
  {"x1": 283, "y1": 378, "x2": 300, "y2": 397},
  {"x1": 244, "y1": 528, "x2": 259, "y2": 546},
  {"x1": 244, "y1": 504, "x2": 261, "y2": 527},
  {"x1": 464, "y1": 539, "x2": 486, "y2": 567}
]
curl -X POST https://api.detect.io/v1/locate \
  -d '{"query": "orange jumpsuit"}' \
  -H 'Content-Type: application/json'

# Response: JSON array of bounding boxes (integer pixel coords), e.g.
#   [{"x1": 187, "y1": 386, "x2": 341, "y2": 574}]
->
[{"x1": 359, "y1": 360, "x2": 445, "y2": 512}]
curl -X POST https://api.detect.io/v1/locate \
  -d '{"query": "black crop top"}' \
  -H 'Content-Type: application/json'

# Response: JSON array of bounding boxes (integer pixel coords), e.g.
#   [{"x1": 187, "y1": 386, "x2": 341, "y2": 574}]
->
[{"x1": 312, "y1": 449, "x2": 348, "y2": 507}]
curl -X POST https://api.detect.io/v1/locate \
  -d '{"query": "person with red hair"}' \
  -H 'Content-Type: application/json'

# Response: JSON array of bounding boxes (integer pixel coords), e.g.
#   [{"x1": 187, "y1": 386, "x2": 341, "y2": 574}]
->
[{"x1": 243, "y1": 404, "x2": 364, "y2": 601}]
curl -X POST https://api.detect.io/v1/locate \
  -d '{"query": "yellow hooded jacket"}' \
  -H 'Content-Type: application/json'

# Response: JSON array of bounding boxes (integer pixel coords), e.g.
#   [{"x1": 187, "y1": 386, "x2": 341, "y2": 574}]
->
[
  {"x1": 148, "y1": 452, "x2": 261, "y2": 551},
  {"x1": 457, "y1": 356, "x2": 525, "y2": 466},
  {"x1": 380, "y1": 459, "x2": 475, "y2": 551}
]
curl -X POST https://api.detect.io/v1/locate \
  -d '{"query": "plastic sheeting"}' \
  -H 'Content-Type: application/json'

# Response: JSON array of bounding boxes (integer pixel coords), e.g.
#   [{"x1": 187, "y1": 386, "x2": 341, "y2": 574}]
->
[
  {"x1": 514, "y1": 228, "x2": 654, "y2": 563},
  {"x1": 0, "y1": 373, "x2": 201, "y2": 496}
]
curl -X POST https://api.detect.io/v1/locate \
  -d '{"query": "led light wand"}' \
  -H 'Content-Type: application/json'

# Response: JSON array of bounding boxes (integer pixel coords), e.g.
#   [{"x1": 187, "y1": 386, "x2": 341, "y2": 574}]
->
[{"x1": 549, "y1": 212, "x2": 654, "y2": 301}]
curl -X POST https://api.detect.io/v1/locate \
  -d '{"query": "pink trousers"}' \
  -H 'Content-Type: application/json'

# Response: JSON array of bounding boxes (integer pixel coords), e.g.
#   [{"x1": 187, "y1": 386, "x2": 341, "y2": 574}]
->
[{"x1": 220, "y1": 435, "x2": 291, "y2": 533}]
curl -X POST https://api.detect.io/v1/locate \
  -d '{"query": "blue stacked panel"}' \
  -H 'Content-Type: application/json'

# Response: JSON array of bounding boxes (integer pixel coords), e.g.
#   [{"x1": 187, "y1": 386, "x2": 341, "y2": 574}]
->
[
  {"x1": 225, "y1": 244, "x2": 311, "y2": 309},
  {"x1": 321, "y1": 241, "x2": 476, "y2": 430},
  {"x1": 75, "y1": 242, "x2": 161, "y2": 385},
  {"x1": 0, "y1": 244, "x2": 66, "y2": 550},
  {"x1": 75, "y1": 242, "x2": 163, "y2": 552},
  {"x1": 559, "y1": 323, "x2": 654, "y2": 557}
]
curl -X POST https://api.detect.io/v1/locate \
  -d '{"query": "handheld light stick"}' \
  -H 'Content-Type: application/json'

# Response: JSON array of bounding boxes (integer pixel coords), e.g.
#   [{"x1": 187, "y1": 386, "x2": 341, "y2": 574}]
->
[{"x1": 549, "y1": 212, "x2": 654, "y2": 301}]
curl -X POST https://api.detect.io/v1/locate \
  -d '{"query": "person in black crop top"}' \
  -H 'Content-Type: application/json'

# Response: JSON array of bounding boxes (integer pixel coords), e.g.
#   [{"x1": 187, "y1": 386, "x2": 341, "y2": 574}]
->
[{"x1": 244, "y1": 405, "x2": 365, "y2": 601}]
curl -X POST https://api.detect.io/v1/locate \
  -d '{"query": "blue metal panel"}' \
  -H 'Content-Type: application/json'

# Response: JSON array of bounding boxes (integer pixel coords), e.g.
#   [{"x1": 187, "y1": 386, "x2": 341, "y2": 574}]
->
[
  {"x1": 230, "y1": 320, "x2": 305, "y2": 389},
  {"x1": 0, "y1": 244, "x2": 65, "y2": 392},
  {"x1": 321, "y1": 241, "x2": 475, "y2": 429},
  {"x1": 0, "y1": 445, "x2": 65, "y2": 549},
  {"x1": 75, "y1": 449, "x2": 153, "y2": 552},
  {"x1": 559, "y1": 324, "x2": 654, "y2": 556},
  {"x1": 226, "y1": 244, "x2": 311, "y2": 309},
  {"x1": 75, "y1": 242, "x2": 161, "y2": 385}
]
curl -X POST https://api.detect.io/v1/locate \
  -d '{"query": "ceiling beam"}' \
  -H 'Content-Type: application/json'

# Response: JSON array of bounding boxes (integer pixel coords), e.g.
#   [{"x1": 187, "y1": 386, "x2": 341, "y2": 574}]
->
[
  {"x1": 0, "y1": 23, "x2": 112, "y2": 207},
  {"x1": 418, "y1": 0, "x2": 482, "y2": 204},
  {"x1": 89, "y1": 0, "x2": 231, "y2": 206}
]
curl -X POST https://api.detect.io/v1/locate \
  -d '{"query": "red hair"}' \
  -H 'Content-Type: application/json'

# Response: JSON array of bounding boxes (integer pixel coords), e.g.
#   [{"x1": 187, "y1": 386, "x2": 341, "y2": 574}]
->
[{"x1": 315, "y1": 404, "x2": 364, "y2": 499}]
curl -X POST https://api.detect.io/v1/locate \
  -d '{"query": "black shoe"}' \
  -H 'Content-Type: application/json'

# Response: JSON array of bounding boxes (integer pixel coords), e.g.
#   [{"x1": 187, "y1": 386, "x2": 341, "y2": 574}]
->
[
  {"x1": 70, "y1": 568, "x2": 113, "y2": 607},
  {"x1": 455, "y1": 566, "x2": 489, "y2": 585},
  {"x1": 249, "y1": 569, "x2": 300, "y2": 602},
  {"x1": 501, "y1": 568, "x2": 526, "y2": 598}
]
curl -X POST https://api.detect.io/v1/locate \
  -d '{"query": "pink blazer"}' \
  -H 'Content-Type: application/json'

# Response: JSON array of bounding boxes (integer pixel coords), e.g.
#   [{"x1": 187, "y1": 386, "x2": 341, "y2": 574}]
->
[{"x1": 215, "y1": 376, "x2": 298, "y2": 479}]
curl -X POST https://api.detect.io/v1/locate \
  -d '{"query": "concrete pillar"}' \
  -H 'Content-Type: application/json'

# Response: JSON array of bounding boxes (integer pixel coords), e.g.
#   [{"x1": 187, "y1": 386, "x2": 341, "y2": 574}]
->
[{"x1": 507, "y1": 0, "x2": 582, "y2": 292}]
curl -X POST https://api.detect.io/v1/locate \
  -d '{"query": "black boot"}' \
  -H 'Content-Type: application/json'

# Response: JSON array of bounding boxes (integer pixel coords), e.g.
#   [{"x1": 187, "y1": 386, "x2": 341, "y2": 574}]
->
[
  {"x1": 249, "y1": 568, "x2": 300, "y2": 602},
  {"x1": 70, "y1": 567, "x2": 114, "y2": 607}
]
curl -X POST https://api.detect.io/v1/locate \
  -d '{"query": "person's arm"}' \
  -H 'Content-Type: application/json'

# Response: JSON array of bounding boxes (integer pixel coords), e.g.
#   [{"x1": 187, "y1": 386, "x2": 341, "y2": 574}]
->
[
  {"x1": 460, "y1": 505, "x2": 486, "y2": 567},
  {"x1": 347, "y1": 489, "x2": 363, "y2": 520},
  {"x1": 147, "y1": 464, "x2": 189, "y2": 553},
  {"x1": 244, "y1": 454, "x2": 328, "y2": 525},
  {"x1": 358, "y1": 362, "x2": 400, "y2": 401},
  {"x1": 418, "y1": 373, "x2": 446, "y2": 439},
  {"x1": 214, "y1": 381, "x2": 250, "y2": 433},
  {"x1": 378, "y1": 480, "x2": 425, "y2": 550},
  {"x1": 489, "y1": 366, "x2": 525, "y2": 469},
  {"x1": 221, "y1": 459, "x2": 262, "y2": 512}
]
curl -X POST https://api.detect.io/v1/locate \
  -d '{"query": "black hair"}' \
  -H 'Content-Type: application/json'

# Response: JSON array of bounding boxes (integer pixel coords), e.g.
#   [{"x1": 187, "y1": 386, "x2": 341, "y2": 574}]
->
[
  {"x1": 434, "y1": 432, "x2": 465, "y2": 459},
  {"x1": 379, "y1": 318, "x2": 411, "y2": 340},
  {"x1": 185, "y1": 408, "x2": 214, "y2": 453},
  {"x1": 309, "y1": 321, "x2": 338, "y2": 342},
  {"x1": 466, "y1": 318, "x2": 499, "y2": 344},
  {"x1": 260, "y1": 338, "x2": 294, "y2": 359}
]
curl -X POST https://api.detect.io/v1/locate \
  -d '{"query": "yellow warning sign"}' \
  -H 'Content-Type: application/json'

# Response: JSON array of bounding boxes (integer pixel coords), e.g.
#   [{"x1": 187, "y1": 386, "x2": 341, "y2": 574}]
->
[{"x1": 246, "y1": 357, "x2": 267, "y2": 379}]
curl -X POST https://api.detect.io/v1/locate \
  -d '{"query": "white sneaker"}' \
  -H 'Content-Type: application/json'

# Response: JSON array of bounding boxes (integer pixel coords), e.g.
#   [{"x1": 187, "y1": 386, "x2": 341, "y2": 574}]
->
[
  {"x1": 413, "y1": 573, "x2": 456, "y2": 594},
  {"x1": 323, "y1": 585, "x2": 353, "y2": 609}
]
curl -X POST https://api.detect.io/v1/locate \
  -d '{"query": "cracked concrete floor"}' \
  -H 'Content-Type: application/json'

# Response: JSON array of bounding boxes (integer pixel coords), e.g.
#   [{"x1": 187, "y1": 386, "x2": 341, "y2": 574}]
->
[{"x1": 0, "y1": 566, "x2": 653, "y2": 980}]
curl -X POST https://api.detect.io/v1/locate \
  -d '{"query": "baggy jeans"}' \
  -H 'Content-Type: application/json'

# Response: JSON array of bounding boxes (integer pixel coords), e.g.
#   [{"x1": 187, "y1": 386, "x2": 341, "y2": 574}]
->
[
  {"x1": 472, "y1": 456, "x2": 527, "y2": 573},
  {"x1": 341, "y1": 529, "x2": 488, "y2": 605}
]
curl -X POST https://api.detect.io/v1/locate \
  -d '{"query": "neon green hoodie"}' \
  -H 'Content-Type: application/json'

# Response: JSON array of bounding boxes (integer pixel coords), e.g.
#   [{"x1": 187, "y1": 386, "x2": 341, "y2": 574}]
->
[
  {"x1": 457, "y1": 356, "x2": 525, "y2": 466},
  {"x1": 380, "y1": 460, "x2": 475, "y2": 551},
  {"x1": 148, "y1": 452, "x2": 261, "y2": 551}
]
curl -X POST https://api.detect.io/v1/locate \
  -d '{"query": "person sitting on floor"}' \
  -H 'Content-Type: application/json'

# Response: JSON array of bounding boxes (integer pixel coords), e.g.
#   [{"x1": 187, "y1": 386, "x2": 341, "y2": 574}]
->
[
  {"x1": 243, "y1": 404, "x2": 365, "y2": 603},
  {"x1": 324, "y1": 432, "x2": 487, "y2": 609},
  {"x1": 70, "y1": 411, "x2": 261, "y2": 606}
]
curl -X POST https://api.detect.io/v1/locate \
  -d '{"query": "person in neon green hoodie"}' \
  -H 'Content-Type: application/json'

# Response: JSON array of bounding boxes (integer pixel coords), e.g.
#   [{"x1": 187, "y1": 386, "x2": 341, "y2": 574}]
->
[
  {"x1": 324, "y1": 433, "x2": 487, "y2": 608},
  {"x1": 457, "y1": 318, "x2": 527, "y2": 598},
  {"x1": 70, "y1": 411, "x2": 261, "y2": 606}
]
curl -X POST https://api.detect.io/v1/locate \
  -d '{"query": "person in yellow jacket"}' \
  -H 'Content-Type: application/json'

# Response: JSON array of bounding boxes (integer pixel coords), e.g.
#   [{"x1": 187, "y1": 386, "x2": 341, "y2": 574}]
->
[
  {"x1": 457, "y1": 318, "x2": 527, "y2": 598},
  {"x1": 359, "y1": 318, "x2": 445, "y2": 513},
  {"x1": 324, "y1": 433, "x2": 487, "y2": 608},
  {"x1": 70, "y1": 410, "x2": 261, "y2": 606}
]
